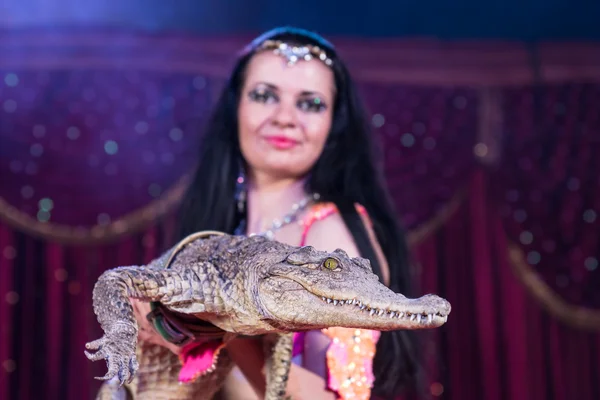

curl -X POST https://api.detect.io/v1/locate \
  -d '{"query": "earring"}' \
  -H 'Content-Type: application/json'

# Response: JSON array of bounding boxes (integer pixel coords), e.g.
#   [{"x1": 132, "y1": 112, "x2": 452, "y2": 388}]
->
[{"x1": 235, "y1": 163, "x2": 246, "y2": 214}]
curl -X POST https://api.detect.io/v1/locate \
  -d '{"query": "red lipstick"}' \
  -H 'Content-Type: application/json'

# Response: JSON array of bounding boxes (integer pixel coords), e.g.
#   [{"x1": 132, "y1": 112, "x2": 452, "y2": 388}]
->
[{"x1": 264, "y1": 135, "x2": 299, "y2": 150}]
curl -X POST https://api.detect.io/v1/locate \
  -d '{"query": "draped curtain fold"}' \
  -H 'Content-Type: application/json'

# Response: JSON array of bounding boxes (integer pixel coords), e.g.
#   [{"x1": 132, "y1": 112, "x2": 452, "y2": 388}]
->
[{"x1": 0, "y1": 30, "x2": 598, "y2": 399}]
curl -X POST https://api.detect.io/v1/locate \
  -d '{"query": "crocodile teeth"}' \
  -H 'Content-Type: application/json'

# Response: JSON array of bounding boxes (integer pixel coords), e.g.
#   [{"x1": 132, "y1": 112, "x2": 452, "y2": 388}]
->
[
  {"x1": 320, "y1": 297, "x2": 360, "y2": 307},
  {"x1": 317, "y1": 294, "x2": 438, "y2": 324}
]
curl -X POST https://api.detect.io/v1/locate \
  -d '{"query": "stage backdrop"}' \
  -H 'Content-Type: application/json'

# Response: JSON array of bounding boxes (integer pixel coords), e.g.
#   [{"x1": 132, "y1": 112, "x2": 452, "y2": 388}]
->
[{"x1": 0, "y1": 29, "x2": 599, "y2": 400}]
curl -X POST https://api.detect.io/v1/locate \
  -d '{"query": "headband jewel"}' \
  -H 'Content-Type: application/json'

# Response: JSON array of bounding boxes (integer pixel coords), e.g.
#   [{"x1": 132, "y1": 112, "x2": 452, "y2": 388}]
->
[{"x1": 258, "y1": 39, "x2": 333, "y2": 68}]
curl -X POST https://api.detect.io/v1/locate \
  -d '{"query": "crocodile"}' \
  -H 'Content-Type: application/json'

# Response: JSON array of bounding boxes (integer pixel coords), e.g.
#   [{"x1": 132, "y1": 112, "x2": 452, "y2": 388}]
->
[{"x1": 85, "y1": 230, "x2": 451, "y2": 400}]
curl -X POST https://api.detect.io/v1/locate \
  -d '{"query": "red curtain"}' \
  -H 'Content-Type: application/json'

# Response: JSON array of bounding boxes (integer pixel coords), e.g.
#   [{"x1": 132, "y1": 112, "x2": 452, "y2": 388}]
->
[
  {"x1": 3, "y1": 176, "x2": 598, "y2": 400},
  {"x1": 415, "y1": 170, "x2": 600, "y2": 400},
  {"x1": 1, "y1": 30, "x2": 599, "y2": 400},
  {"x1": 0, "y1": 218, "x2": 185, "y2": 399}
]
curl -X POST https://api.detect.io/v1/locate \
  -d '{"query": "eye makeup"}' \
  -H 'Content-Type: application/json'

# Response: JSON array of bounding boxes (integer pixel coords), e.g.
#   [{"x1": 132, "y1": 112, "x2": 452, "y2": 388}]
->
[{"x1": 247, "y1": 84, "x2": 328, "y2": 113}]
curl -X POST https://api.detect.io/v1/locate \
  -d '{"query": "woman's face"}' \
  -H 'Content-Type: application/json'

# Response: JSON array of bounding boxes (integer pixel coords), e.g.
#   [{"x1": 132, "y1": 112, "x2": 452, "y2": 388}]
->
[{"x1": 238, "y1": 49, "x2": 335, "y2": 182}]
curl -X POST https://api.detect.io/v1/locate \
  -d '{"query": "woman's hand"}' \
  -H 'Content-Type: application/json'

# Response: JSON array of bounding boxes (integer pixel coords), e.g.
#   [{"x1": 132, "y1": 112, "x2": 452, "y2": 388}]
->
[{"x1": 130, "y1": 299, "x2": 181, "y2": 355}]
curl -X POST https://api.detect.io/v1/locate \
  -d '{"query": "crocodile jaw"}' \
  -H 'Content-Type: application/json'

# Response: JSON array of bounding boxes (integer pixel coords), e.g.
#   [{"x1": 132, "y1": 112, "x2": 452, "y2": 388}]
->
[{"x1": 259, "y1": 277, "x2": 451, "y2": 332}]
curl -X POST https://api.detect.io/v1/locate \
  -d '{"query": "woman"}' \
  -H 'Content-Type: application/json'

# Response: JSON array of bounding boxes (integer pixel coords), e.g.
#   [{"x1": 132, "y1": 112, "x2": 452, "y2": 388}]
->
[{"x1": 135, "y1": 26, "x2": 420, "y2": 400}]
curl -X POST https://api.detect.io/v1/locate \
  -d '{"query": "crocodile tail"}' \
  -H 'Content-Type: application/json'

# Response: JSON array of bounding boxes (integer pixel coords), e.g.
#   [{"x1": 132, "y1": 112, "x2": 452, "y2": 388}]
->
[{"x1": 96, "y1": 377, "x2": 134, "y2": 400}]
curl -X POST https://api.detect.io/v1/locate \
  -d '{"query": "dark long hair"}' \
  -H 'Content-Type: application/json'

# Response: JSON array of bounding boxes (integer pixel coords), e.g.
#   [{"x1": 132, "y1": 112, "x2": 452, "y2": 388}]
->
[{"x1": 177, "y1": 26, "x2": 421, "y2": 398}]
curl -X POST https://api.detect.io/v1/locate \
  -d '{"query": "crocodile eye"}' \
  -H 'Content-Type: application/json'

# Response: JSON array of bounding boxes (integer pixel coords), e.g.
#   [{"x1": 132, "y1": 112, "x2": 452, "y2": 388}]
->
[{"x1": 323, "y1": 257, "x2": 339, "y2": 270}]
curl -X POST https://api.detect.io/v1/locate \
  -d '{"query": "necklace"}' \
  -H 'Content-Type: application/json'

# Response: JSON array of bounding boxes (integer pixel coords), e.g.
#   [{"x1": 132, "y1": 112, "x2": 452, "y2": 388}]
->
[{"x1": 235, "y1": 192, "x2": 320, "y2": 239}]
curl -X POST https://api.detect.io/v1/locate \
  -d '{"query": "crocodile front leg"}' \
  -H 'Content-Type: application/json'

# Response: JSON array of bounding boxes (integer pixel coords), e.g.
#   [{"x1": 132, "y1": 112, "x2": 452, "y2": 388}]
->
[
  {"x1": 264, "y1": 333, "x2": 294, "y2": 400},
  {"x1": 84, "y1": 266, "x2": 206, "y2": 386}
]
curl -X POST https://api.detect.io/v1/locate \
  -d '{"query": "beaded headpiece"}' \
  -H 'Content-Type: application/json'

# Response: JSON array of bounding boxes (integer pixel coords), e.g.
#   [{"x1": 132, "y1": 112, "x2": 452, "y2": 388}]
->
[{"x1": 255, "y1": 39, "x2": 334, "y2": 68}]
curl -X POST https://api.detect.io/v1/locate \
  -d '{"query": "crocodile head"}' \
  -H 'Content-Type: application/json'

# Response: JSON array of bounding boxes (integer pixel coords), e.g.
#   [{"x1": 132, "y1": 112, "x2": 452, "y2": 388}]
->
[{"x1": 250, "y1": 240, "x2": 451, "y2": 332}]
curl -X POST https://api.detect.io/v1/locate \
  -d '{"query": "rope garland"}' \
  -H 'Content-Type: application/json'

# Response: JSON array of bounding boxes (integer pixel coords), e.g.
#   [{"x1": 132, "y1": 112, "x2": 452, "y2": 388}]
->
[
  {"x1": 507, "y1": 241, "x2": 600, "y2": 331},
  {"x1": 0, "y1": 174, "x2": 191, "y2": 245},
  {"x1": 0, "y1": 180, "x2": 464, "y2": 247}
]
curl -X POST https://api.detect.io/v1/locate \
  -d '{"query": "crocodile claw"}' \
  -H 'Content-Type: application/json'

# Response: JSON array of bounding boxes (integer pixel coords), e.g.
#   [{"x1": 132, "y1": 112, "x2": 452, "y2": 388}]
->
[{"x1": 85, "y1": 330, "x2": 138, "y2": 385}]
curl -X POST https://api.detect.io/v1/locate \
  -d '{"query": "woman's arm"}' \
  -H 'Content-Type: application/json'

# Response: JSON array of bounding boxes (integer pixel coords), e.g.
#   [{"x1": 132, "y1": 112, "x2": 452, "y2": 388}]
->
[{"x1": 223, "y1": 337, "x2": 338, "y2": 400}]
